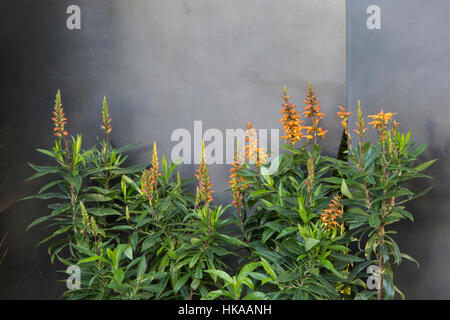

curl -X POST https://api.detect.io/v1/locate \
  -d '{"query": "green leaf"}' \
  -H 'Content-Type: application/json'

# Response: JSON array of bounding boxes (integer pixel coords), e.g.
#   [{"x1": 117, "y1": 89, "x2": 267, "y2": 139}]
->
[
  {"x1": 83, "y1": 193, "x2": 112, "y2": 202},
  {"x1": 174, "y1": 274, "x2": 190, "y2": 293},
  {"x1": 122, "y1": 175, "x2": 143, "y2": 195},
  {"x1": 414, "y1": 159, "x2": 436, "y2": 172},
  {"x1": 38, "y1": 180, "x2": 63, "y2": 194},
  {"x1": 114, "y1": 269, "x2": 125, "y2": 285},
  {"x1": 88, "y1": 208, "x2": 121, "y2": 216},
  {"x1": 137, "y1": 256, "x2": 147, "y2": 278},
  {"x1": 217, "y1": 234, "x2": 247, "y2": 247},
  {"x1": 401, "y1": 253, "x2": 419, "y2": 268},
  {"x1": 205, "y1": 270, "x2": 233, "y2": 284},
  {"x1": 26, "y1": 215, "x2": 52, "y2": 231},
  {"x1": 260, "y1": 258, "x2": 277, "y2": 280},
  {"x1": 354, "y1": 290, "x2": 377, "y2": 300},
  {"x1": 78, "y1": 256, "x2": 109, "y2": 265},
  {"x1": 298, "y1": 194, "x2": 308, "y2": 223},
  {"x1": 243, "y1": 291, "x2": 267, "y2": 300},
  {"x1": 249, "y1": 190, "x2": 272, "y2": 199},
  {"x1": 262, "y1": 229, "x2": 275, "y2": 244},
  {"x1": 238, "y1": 262, "x2": 261, "y2": 281},
  {"x1": 21, "y1": 193, "x2": 67, "y2": 201},
  {"x1": 189, "y1": 253, "x2": 201, "y2": 268},
  {"x1": 341, "y1": 179, "x2": 353, "y2": 199},
  {"x1": 368, "y1": 213, "x2": 381, "y2": 227},
  {"x1": 191, "y1": 278, "x2": 201, "y2": 290},
  {"x1": 124, "y1": 245, "x2": 133, "y2": 260},
  {"x1": 328, "y1": 245, "x2": 350, "y2": 251},
  {"x1": 305, "y1": 238, "x2": 320, "y2": 251}
]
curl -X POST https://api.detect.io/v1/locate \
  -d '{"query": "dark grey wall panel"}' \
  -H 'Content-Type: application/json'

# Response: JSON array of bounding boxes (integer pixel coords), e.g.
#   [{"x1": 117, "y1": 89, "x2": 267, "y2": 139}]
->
[
  {"x1": 347, "y1": 0, "x2": 449, "y2": 299},
  {"x1": 0, "y1": 1, "x2": 346, "y2": 298}
]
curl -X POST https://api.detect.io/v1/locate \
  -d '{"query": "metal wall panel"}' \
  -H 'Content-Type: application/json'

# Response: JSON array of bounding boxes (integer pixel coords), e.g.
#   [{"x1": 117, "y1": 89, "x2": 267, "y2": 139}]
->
[
  {"x1": 0, "y1": 0, "x2": 346, "y2": 298},
  {"x1": 347, "y1": 0, "x2": 449, "y2": 299}
]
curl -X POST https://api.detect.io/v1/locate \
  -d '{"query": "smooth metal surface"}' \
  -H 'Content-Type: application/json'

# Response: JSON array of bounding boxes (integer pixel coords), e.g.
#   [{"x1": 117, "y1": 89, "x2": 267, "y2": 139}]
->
[
  {"x1": 347, "y1": 0, "x2": 449, "y2": 299},
  {"x1": 0, "y1": 0, "x2": 346, "y2": 298}
]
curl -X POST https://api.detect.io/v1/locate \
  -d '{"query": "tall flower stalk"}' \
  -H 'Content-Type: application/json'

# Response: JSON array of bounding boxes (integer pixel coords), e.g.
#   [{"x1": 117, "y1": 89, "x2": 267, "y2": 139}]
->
[
  {"x1": 303, "y1": 82, "x2": 327, "y2": 145},
  {"x1": 367, "y1": 109, "x2": 397, "y2": 300},
  {"x1": 195, "y1": 140, "x2": 214, "y2": 230},
  {"x1": 52, "y1": 90, "x2": 70, "y2": 164},
  {"x1": 101, "y1": 97, "x2": 112, "y2": 189},
  {"x1": 320, "y1": 195, "x2": 344, "y2": 231},
  {"x1": 337, "y1": 106, "x2": 353, "y2": 151},
  {"x1": 229, "y1": 147, "x2": 249, "y2": 243},
  {"x1": 244, "y1": 122, "x2": 268, "y2": 167},
  {"x1": 280, "y1": 86, "x2": 304, "y2": 146},
  {"x1": 141, "y1": 142, "x2": 162, "y2": 221}
]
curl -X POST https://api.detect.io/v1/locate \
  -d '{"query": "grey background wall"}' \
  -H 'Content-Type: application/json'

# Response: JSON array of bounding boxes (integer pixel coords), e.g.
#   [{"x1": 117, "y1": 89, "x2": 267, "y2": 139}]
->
[
  {"x1": 347, "y1": 0, "x2": 450, "y2": 299},
  {"x1": 0, "y1": 0, "x2": 346, "y2": 299}
]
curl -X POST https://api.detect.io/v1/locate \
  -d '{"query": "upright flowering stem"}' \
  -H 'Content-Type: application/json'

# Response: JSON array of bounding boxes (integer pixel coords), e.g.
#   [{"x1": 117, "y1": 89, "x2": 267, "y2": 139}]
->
[
  {"x1": 52, "y1": 90, "x2": 78, "y2": 233},
  {"x1": 229, "y1": 149, "x2": 249, "y2": 244},
  {"x1": 320, "y1": 195, "x2": 344, "y2": 231},
  {"x1": 101, "y1": 97, "x2": 112, "y2": 189},
  {"x1": 368, "y1": 109, "x2": 397, "y2": 300},
  {"x1": 244, "y1": 122, "x2": 268, "y2": 176},
  {"x1": 141, "y1": 142, "x2": 162, "y2": 221},
  {"x1": 337, "y1": 106, "x2": 353, "y2": 152},
  {"x1": 354, "y1": 101, "x2": 372, "y2": 209},
  {"x1": 52, "y1": 90, "x2": 70, "y2": 164},
  {"x1": 195, "y1": 140, "x2": 214, "y2": 231},
  {"x1": 280, "y1": 86, "x2": 304, "y2": 146},
  {"x1": 303, "y1": 83, "x2": 327, "y2": 167},
  {"x1": 303, "y1": 82, "x2": 327, "y2": 146},
  {"x1": 305, "y1": 158, "x2": 315, "y2": 207}
]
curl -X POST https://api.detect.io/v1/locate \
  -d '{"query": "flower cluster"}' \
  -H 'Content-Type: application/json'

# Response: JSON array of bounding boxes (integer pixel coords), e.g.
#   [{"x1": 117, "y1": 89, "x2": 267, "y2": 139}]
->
[
  {"x1": 229, "y1": 150, "x2": 246, "y2": 209},
  {"x1": 279, "y1": 86, "x2": 304, "y2": 146},
  {"x1": 368, "y1": 110, "x2": 397, "y2": 142},
  {"x1": 354, "y1": 100, "x2": 367, "y2": 139},
  {"x1": 141, "y1": 142, "x2": 162, "y2": 204},
  {"x1": 303, "y1": 82, "x2": 327, "y2": 142},
  {"x1": 100, "y1": 96, "x2": 112, "y2": 135},
  {"x1": 320, "y1": 195, "x2": 344, "y2": 231},
  {"x1": 52, "y1": 90, "x2": 68, "y2": 137},
  {"x1": 305, "y1": 158, "x2": 315, "y2": 188},
  {"x1": 245, "y1": 122, "x2": 268, "y2": 167},
  {"x1": 337, "y1": 106, "x2": 353, "y2": 149},
  {"x1": 195, "y1": 140, "x2": 214, "y2": 207}
]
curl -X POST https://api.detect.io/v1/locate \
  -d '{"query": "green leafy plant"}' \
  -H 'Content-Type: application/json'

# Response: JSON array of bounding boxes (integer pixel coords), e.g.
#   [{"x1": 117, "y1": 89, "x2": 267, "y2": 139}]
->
[
  {"x1": 25, "y1": 90, "x2": 240, "y2": 300},
  {"x1": 229, "y1": 85, "x2": 434, "y2": 300},
  {"x1": 24, "y1": 86, "x2": 434, "y2": 300},
  {"x1": 202, "y1": 261, "x2": 270, "y2": 300}
]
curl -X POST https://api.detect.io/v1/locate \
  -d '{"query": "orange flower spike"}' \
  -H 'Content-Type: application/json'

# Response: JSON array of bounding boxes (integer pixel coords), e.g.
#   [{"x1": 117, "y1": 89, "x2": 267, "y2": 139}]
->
[
  {"x1": 52, "y1": 90, "x2": 68, "y2": 137},
  {"x1": 141, "y1": 168, "x2": 153, "y2": 204},
  {"x1": 245, "y1": 122, "x2": 268, "y2": 167},
  {"x1": 337, "y1": 106, "x2": 353, "y2": 149},
  {"x1": 141, "y1": 142, "x2": 162, "y2": 206},
  {"x1": 149, "y1": 142, "x2": 162, "y2": 196},
  {"x1": 368, "y1": 109, "x2": 397, "y2": 141},
  {"x1": 196, "y1": 140, "x2": 214, "y2": 206},
  {"x1": 303, "y1": 82, "x2": 327, "y2": 143},
  {"x1": 354, "y1": 100, "x2": 368, "y2": 138},
  {"x1": 229, "y1": 142, "x2": 247, "y2": 189},
  {"x1": 279, "y1": 86, "x2": 304, "y2": 146},
  {"x1": 229, "y1": 152, "x2": 244, "y2": 209},
  {"x1": 100, "y1": 96, "x2": 112, "y2": 135},
  {"x1": 245, "y1": 122, "x2": 258, "y2": 164},
  {"x1": 321, "y1": 195, "x2": 344, "y2": 231}
]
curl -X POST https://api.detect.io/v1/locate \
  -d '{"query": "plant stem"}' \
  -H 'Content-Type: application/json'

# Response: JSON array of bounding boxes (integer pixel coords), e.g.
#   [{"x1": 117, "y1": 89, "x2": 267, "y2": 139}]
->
[
  {"x1": 104, "y1": 135, "x2": 110, "y2": 189},
  {"x1": 377, "y1": 225, "x2": 384, "y2": 300}
]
